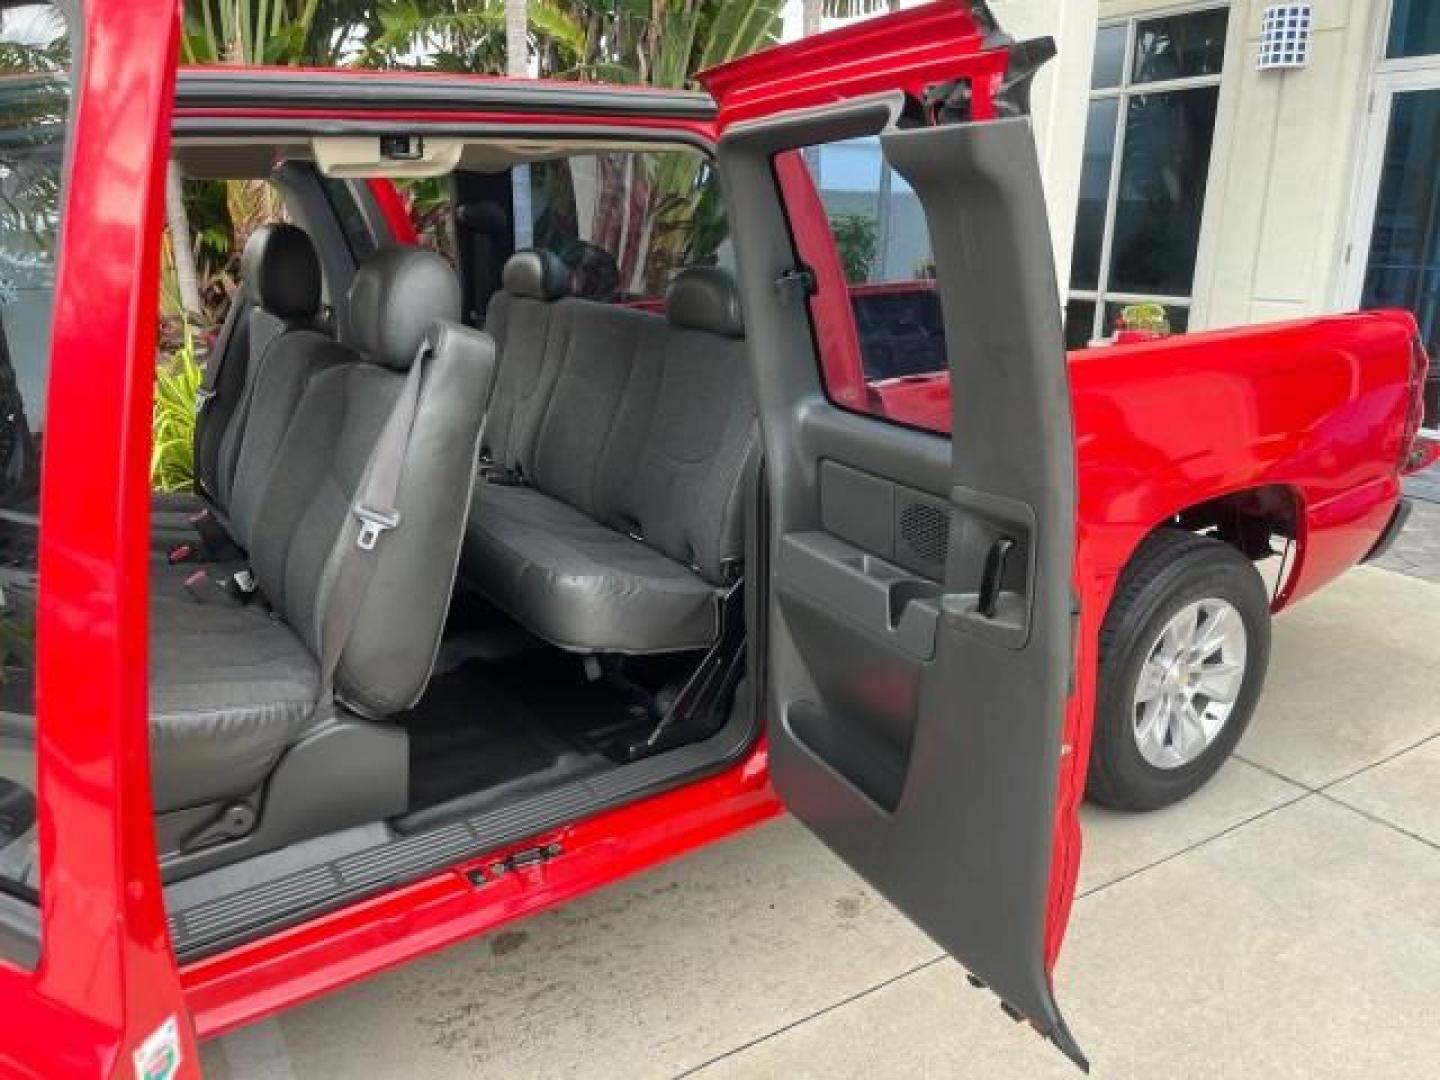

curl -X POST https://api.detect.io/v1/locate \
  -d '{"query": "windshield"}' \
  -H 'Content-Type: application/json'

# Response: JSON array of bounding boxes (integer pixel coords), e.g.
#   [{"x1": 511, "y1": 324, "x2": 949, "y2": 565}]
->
[{"x1": 0, "y1": 0, "x2": 72, "y2": 910}]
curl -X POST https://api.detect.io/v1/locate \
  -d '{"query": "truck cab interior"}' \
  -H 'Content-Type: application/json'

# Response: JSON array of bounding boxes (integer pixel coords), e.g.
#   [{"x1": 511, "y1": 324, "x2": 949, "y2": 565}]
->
[{"x1": 114, "y1": 134, "x2": 763, "y2": 953}]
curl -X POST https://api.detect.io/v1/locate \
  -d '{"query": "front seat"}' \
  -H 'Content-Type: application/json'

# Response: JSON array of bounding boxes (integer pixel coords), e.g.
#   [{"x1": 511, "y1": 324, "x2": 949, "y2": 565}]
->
[
  {"x1": 148, "y1": 246, "x2": 494, "y2": 860},
  {"x1": 151, "y1": 223, "x2": 328, "y2": 550}
]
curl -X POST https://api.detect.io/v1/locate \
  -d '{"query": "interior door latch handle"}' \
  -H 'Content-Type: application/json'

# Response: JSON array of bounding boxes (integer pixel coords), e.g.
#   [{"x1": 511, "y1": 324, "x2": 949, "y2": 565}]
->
[{"x1": 977, "y1": 537, "x2": 1016, "y2": 619}]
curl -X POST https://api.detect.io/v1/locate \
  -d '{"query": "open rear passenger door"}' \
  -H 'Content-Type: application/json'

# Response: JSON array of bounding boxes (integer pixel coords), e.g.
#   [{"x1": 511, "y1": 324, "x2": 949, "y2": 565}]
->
[{"x1": 705, "y1": 3, "x2": 1086, "y2": 1067}]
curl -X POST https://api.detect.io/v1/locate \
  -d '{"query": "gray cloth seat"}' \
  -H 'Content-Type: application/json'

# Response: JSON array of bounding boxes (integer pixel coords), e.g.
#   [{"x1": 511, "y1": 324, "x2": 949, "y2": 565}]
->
[
  {"x1": 149, "y1": 592, "x2": 319, "y2": 812},
  {"x1": 468, "y1": 484, "x2": 722, "y2": 653},
  {"x1": 476, "y1": 248, "x2": 571, "y2": 474},
  {"x1": 149, "y1": 246, "x2": 495, "y2": 814},
  {"x1": 152, "y1": 223, "x2": 327, "y2": 550},
  {"x1": 461, "y1": 258, "x2": 754, "y2": 655}
]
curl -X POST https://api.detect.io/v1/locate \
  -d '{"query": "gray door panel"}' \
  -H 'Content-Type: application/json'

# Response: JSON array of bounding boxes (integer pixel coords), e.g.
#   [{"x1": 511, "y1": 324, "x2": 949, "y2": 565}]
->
[{"x1": 720, "y1": 104, "x2": 1082, "y2": 1067}]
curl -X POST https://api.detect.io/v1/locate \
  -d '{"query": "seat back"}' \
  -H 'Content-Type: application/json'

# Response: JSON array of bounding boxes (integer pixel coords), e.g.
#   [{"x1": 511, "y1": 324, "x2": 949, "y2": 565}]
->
[
  {"x1": 479, "y1": 249, "x2": 571, "y2": 474},
  {"x1": 208, "y1": 224, "x2": 326, "y2": 517},
  {"x1": 597, "y1": 268, "x2": 754, "y2": 584},
  {"x1": 502, "y1": 266, "x2": 755, "y2": 586},
  {"x1": 250, "y1": 247, "x2": 495, "y2": 716}
]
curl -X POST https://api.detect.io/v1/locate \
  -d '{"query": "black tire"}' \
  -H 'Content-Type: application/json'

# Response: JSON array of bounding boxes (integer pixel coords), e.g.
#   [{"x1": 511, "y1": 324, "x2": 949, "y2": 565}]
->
[{"x1": 1087, "y1": 528, "x2": 1272, "y2": 811}]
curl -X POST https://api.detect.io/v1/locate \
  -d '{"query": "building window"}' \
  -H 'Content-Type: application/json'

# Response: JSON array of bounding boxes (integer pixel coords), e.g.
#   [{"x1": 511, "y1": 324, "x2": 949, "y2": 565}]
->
[
  {"x1": 1066, "y1": 7, "x2": 1229, "y2": 349},
  {"x1": 1387, "y1": 0, "x2": 1440, "y2": 60}
]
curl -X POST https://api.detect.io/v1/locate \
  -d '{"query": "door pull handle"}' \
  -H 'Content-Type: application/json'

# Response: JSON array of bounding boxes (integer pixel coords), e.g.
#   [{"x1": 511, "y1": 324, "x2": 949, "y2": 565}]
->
[{"x1": 977, "y1": 537, "x2": 1016, "y2": 619}]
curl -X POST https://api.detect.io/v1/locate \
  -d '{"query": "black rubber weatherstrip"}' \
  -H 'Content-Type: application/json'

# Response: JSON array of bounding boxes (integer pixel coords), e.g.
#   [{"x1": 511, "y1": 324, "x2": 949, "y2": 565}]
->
[{"x1": 174, "y1": 69, "x2": 716, "y2": 121}]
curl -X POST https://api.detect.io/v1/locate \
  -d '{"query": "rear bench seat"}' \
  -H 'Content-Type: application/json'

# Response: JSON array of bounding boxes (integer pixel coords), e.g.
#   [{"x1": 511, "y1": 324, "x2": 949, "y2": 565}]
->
[
  {"x1": 149, "y1": 247, "x2": 495, "y2": 820},
  {"x1": 462, "y1": 256, "x2": 754, "y2": 655}
]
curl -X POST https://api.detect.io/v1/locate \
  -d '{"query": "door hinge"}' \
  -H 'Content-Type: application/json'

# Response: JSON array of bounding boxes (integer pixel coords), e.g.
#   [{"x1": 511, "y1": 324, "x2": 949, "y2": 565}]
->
[{"x1": 466, "y1": 841, "x2": 563, "y2": 887}]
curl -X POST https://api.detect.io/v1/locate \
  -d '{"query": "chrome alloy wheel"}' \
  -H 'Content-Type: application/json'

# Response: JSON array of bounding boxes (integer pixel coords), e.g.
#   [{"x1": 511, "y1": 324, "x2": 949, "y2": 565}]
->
[{"x1": 1132, "y1": 598, "x2": 1248, "y2": 770}]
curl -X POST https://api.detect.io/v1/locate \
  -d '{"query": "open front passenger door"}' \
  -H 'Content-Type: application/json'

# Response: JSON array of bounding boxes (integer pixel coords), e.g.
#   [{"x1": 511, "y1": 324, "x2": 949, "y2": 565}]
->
[{"x1": 706, "y1": 3, "x2": 1085, "y2": 1068}]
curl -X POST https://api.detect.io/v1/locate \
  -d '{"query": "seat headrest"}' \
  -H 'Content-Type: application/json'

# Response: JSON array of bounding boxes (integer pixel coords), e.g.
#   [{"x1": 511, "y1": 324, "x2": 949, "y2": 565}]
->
[
  {"x1": 241, "y1": 223, "x2": 322, "y2": 321},
  {"x1": 666, "y1": 267, "x2": 744, "y2": 339},
  {"x1": 502, "y1": 249, "x2": 570, "y2": 301},
  {"x1": 347, "y1": 247, "x2": 462, "y2": 371}
]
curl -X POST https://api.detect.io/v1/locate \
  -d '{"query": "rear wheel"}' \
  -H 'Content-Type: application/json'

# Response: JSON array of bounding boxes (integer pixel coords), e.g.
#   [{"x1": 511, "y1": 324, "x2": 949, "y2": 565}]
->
[{"x1": 1087, "y1": 529, "x2": 1272, "y2": 811}]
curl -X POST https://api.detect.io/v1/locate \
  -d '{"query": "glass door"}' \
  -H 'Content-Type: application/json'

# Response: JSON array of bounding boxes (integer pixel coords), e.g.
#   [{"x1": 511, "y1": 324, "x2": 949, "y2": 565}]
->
[{"x1": 1349, "y1": 71, "x2": 1440, "y2": 431}]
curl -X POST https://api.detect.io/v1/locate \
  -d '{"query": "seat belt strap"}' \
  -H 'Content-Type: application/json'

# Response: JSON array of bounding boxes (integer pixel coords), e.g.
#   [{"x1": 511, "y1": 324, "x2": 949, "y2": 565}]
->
[
  {"x1": 191, "y1": 296, "x2": 247, "y2": 500},
  {"x1": 312, "y1": 336, "x2": 430, "y2": 717},
  {"x1": 193, "y1": 293, "x2": 244, "y2": 416}
]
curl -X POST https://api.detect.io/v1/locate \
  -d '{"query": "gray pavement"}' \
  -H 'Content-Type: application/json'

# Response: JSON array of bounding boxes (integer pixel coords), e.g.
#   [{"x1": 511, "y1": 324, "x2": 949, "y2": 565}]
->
[
  {"x1": 1373, "y1": 460, "x2": 1440, "y2": 582},
  {"x1": 202, "y1": 566, "x2": 1440, "y2": 1080},
  {"x1": 1404, "y1": 458, "x2": 1440, "y2": 503},
  {"x1": 1370, "y1": 498, "x2": 1440, "y2": 584}
]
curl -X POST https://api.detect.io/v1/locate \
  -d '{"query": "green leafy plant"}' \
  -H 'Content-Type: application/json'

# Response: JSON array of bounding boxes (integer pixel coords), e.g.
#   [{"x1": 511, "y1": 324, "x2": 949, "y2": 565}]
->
[
  {"x1": 1117, "y1": 302, "x2": 1171, "y2": 336},
  {"x1": 829, "y1": 211, "x2": 878, "y2": 284},
  {"x1": 152, "y1": 325, "x2": 204, "y2": 493}
]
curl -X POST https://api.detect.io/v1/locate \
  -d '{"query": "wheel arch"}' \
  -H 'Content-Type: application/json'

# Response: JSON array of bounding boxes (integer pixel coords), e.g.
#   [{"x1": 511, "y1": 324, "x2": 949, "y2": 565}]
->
[{"x1": 1109, "y1": 483, "x2": 1306, "y2": 622}]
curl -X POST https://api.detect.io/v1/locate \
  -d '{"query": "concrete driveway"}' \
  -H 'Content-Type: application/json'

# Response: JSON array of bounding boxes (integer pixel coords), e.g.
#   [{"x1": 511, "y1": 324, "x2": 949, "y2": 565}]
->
[{"x1": 202, "y1": 565, "x2": 1440, "y2": 1080}]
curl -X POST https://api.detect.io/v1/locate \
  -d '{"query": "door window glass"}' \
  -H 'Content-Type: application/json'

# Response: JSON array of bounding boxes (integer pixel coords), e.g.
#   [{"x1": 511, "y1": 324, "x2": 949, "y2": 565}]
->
[
  {"x1": 0, "y1": 0, "x2": 72, "y2": 910},
  {"x1": 391, "y1": 177, "x2": 456, "y2": 264},
  {"x1": 808, "y1": 138, "x2": 944, "y2": 378},
  {"x1": 1066, "y1": 7, "x2": 1228, "y2": 348}
]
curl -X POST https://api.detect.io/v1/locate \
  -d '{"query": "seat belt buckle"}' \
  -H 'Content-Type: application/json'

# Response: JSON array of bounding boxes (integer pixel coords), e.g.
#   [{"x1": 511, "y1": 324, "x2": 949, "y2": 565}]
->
[
  {"x1": 354, "y1": 505, "x2": 400, "y2": 551},
  {"x1": 182, "y1": 569, "x2": 214, "y2": 605},
  {"x1": 167, "y1": 543, "x2": 195, "y2": 565},
  {"x1": 187, "y1": 507, "x2": 231, "y2": 553},
  {"x1": 481, "y1": 462, "x2": 525, "y2": 487}
]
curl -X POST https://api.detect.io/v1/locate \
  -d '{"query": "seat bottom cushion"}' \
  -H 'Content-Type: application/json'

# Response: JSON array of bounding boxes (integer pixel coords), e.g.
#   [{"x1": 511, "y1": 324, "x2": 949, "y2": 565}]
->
[
  {"x1": 149, "y1": 591, "x2": 318, "y2": 813},
  {"x1": 461, "y1": 483, "x2": 720, "y2": 654}
]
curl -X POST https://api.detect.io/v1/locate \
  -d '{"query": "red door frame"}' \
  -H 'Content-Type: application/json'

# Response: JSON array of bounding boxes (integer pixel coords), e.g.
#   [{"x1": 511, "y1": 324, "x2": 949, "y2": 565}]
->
[
  {"x1": 4, "y1": 3, "x2": 1092, "y2": 1066},
  {"x1": 0, "y1": 1, "x2": 197, "y2": 1077}
]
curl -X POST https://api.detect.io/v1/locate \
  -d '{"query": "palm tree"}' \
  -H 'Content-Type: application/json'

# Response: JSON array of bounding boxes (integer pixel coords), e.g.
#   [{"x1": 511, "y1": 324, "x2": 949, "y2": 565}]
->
[
  {"x1": 368, "y1": 1, "x2": 782, "y2": 86},
  {"x1": 504, "y1": 0, "x2": 527, "y2": 77},
  {"x1": 171, "y1": 2, "x2": 334, "y2": 319}
]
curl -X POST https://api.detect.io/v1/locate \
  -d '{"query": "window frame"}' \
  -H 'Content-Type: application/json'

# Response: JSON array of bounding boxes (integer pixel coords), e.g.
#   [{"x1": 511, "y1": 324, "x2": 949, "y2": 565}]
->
[{"x1": 1069, "y1": 3, "x2": 1231, "y2": 346}]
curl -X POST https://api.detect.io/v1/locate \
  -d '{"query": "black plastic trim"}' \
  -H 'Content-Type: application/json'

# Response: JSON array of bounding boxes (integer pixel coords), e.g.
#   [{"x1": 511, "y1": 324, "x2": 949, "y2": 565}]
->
[
  {"x1": 1363, "y1": 497, "x2": 1413, "y2": 563},
  {"x1": 172, "y1": 118, "x2": 714, "y2": 151},
  {"x1": 167, "y1": 672, "x2": 757, "y2": 961},
  {"x1": 175, "y1": 69, "x2": 716, "y2": 121}
]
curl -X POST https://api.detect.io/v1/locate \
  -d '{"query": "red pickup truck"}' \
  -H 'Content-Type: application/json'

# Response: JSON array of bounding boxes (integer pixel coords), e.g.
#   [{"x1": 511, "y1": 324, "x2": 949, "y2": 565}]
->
[{"x1": 0, "y1": 2, "x2": 1434, "y2": 1076}]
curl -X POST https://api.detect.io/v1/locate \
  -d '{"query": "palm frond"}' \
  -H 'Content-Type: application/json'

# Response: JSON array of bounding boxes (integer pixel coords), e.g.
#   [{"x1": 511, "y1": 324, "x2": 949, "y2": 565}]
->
[
  {"x1": 151, "y1": 326, "x2": 204, "y2": 493},
  {"x1": 697, "y1": 0, "x2": 782, "y2": 73}
]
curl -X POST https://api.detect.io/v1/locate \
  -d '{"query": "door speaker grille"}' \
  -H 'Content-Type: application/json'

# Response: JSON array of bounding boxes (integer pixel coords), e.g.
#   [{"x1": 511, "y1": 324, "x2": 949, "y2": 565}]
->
[{"x1": 898, "y1": 500, "x2": 949, "y2": 568}]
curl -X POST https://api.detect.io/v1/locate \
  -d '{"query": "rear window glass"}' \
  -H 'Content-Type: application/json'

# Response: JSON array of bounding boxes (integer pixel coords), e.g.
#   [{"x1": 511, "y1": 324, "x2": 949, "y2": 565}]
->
[
  {"x1": 0, "y1": 0, "x2": 73, "y2": 911},
  {"x1": 524, "y1": 150, "x2": 733, "y2": 304}
]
